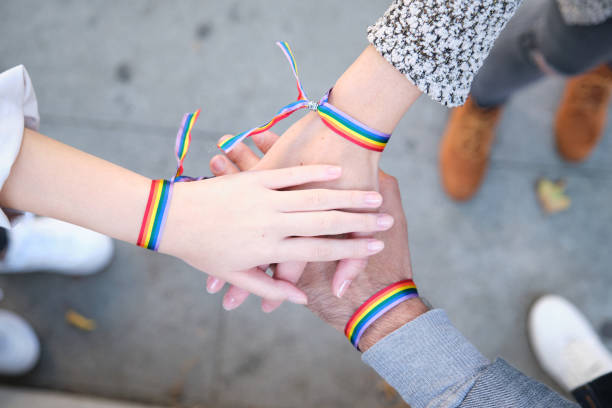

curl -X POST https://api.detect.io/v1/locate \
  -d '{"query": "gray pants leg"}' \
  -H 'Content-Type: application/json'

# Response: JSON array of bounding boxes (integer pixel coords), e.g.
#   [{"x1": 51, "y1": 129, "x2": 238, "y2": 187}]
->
[{"x1": 471, "y1": 0, "x2": 612, "y2": 108}]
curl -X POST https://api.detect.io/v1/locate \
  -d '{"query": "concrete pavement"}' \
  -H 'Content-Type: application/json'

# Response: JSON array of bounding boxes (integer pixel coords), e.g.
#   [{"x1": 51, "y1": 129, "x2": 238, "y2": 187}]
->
[{"x1": 1, "y1": 0, "x2": 611, "y2": 407}]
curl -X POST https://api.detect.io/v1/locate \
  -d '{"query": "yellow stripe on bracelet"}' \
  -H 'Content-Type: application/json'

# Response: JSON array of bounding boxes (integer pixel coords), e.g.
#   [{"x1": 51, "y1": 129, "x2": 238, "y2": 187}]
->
[
  {"x1": 217, "y1": 42, "x2": 391, "y2": 153},
  {"x1": 344, "y1": 280, "x2": 418, "y2": 350},
  {"x1": 137, "y1": 110, "x2": 208, "y2": 252}
]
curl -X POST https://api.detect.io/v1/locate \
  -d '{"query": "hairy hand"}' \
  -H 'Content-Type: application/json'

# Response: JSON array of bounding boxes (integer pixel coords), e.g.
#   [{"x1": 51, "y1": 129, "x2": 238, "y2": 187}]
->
[{"x1": 210, "y1": 132, "x2": 428, "y2": 350}]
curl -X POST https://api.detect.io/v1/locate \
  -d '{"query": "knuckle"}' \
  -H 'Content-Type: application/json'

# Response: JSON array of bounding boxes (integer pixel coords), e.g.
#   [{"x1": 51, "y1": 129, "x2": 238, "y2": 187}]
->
[
  {"x1": 319, "y1": 212, "x2": 335, "y2": 230},
  {"x1": 314, "y1": 244, "x2": 332, "y2": 259},
  {"x1": 354, "y1": 258, "x2": 368, "y2": 269},
  {"x1": 380, "y1": 173, "x2": 399, "y2": 190},
  {"x1": 219, "y1": 134, "x2": 233, "y2": 145},
  {"x1": 352, "y1": 214, "x2": 368, "y2": 231},
  {"x1": 365, "y1": 214, "x2": 378, "y2": 231},
  {"x1": 345, "y1": 258, "x2": 368, "y2": 278},
  {"x1": 353, "y1": 214, "x2": 372, "y2": 232},
  {"x1": 263, "y1": 140, "x2": 275, "y2": 151},
  {"x1": 349, "y1": 191, "x2": 361, "y2": 206},
  {"x1": 389, "y1": 176, "x2": 400, "y2": 191},
  {"x1": 352, "y1": 240, "x2": 366, "y2": 257},
  {"x1": 285, "y1": 167, "x2": 298, "y2": 180},
  {"x1": 310, "y1": 189, "x2": 327, "y2": 207},
  {"x1": 263, "y1": 244, "x2": 274, "y2": 258}
]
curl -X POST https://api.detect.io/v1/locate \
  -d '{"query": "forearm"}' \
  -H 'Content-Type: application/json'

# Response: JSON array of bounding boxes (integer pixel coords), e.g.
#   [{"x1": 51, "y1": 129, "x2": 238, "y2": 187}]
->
[{"x1": 0, "y1": 129, "x2": 150, "y2": 245}]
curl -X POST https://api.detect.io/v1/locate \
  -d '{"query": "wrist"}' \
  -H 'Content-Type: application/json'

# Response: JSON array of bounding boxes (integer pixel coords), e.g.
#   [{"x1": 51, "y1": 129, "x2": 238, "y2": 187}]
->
[
  {"x1": 358, "y1": 297, "x2": 429, "y2": 352},
  {"x1": 330, "y1": 45, "x2": 421, "y2": 135},
  {"x1": 303, "y1": 111, "x2": 382, "y2": 161},
  {"x1": 156, "y1": 181, "x2": 193, "y2": 258}
]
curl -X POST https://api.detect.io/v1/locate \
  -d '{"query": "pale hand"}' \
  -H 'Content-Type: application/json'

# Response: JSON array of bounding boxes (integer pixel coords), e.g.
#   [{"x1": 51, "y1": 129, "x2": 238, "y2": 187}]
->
[{"x1": 161, "y1": 163, "x2": 394, "y2": 304}]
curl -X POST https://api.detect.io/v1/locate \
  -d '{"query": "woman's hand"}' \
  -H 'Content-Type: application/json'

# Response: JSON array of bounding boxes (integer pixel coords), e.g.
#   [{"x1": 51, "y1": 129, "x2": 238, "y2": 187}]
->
[
  {"x1": 210, "y1": 133, "x2": 428, "y2": 351},
  {"x1": 159, "y1": 162, "x2": 394, "y2": 305}
]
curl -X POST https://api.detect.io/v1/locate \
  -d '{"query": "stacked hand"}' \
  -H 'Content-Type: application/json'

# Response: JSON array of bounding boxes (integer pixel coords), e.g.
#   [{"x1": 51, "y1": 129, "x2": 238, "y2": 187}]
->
[
  {"x1": 209, "y1": 131, "x2": 428, "y2": 350},
  {"x1": 205, "y1": 45, "x2": 421, "y2": 306},
  {"x1": 159, "y1": 158, "x2": 395, "y2": 306},
  {"x1": 204, "y1": 45, "x2": 421, "y2": 316}
]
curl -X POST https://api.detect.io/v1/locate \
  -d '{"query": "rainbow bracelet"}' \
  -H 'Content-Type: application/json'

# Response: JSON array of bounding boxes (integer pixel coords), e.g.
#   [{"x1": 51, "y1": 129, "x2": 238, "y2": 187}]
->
[
  {"x1": 344, "y1": 279, "x2": 418, "y2": 350},
  {"x1": 217, "y1": 42, "x2": 391, "y2": 154},
  {"x1": 137, "y1": 179, "x2": 174, "y2": 251},
  {"x1": 137, "y1": 110, "x2": 206, "y2": 251}
]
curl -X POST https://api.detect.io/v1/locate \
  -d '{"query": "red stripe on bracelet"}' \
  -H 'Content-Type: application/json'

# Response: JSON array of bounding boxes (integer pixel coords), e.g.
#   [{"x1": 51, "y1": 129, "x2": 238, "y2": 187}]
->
[{"x1": 344, "y1": 279, "x2": 418, "y2": 350}]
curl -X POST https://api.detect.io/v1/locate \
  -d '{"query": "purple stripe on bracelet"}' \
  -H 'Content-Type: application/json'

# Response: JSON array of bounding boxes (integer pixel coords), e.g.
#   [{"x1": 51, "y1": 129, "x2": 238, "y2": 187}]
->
[
  {"x1": 153, "y1": 182, "x2": 174, "y2": 252},
  {"x1": 352, "y1": 292, "x2": 419, "y2": 349},
  {"x1": 318, "y1": 90, "x2": 391, "y2": 138}
]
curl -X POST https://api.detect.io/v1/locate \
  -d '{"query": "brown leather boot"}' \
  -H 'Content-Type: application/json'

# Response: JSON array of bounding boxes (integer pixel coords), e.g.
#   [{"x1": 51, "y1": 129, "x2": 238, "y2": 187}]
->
[
  {"x1": 439, "y1": 96, "x2": 503, "y2": 201},
  {"x1": 555, "y1": 64, "x2": 612, "y2": 162}
]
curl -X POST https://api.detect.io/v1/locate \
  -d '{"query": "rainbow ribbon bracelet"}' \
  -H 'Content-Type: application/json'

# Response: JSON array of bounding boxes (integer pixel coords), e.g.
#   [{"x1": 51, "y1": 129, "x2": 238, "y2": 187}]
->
[
  {"x1": 137, "y1": 110, "x2": 206, "y2": 251},
  {"x1": 344, "y1": 279, "x2": 418, "y2": 350},
  {"x1": 217, "y1": 42, "x2": 391, "y2": 153}
]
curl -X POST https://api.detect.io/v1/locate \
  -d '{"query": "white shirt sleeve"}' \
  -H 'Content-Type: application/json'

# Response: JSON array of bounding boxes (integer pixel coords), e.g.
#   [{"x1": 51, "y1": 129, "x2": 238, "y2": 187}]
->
[{"x1": 0, "y1": 65, "x2": 40, "y2": 228}]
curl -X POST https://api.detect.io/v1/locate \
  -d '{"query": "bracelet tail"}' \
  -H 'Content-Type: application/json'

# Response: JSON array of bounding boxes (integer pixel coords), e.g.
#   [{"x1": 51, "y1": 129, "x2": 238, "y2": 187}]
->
[{"x1": 217, "y1": 41, "x2": 311, "y2": 153}]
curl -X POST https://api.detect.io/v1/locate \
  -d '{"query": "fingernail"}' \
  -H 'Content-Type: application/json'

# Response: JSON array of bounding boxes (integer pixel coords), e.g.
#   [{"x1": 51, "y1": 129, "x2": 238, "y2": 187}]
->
[
  {"x1": 261, "y1": 302, "x2": 274, "y2": 313},
  {"x1": 218, "y1": 135, "x2": 232, "y2": 144},
  {"x1": 337, "y1": 280, "x2": 352, "y2": 298},
  {"x1": 211, "y1": 157, "x2": 226, "y2": 173},
  {"x1": 377, "y1": 215, "x2": 394, "y2": 228},
  {"x1": 252, "y1": 134, "x2": 263, "y2": 143},
  {"x1": 365, "y1": 193, "x2": 382, "y2": 205},
  {"x1": 223, "y1": 296, "x2": 237, "y2": 311},
  {"x1": 207, "y1": 278, "x2": 220, "y2": 293},
  {"x1": 326, "y1": 166, "x2": 342, "y2": 177},
  {"x1": 367, "y1": 240, "x2": 385, "y2": 253},
  {"x1": 288, "y1": 294, "x2": 308, "y2": 305}
]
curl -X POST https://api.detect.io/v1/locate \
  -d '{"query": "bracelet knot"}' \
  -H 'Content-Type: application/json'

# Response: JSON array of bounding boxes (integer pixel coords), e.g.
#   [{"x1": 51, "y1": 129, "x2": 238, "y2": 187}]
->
[{"x1": 307, "y1": 100, "x2": 319, "y2": 111}]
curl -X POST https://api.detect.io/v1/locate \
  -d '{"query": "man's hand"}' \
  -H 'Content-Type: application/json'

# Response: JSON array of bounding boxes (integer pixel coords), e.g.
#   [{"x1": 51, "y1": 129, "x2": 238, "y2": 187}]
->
[
  {"x1": 210, "y1": 131, "x2": 428, "y2": 351},
  {"x1": 295, "y1": 169, "x2": 429, "y2": 351}
]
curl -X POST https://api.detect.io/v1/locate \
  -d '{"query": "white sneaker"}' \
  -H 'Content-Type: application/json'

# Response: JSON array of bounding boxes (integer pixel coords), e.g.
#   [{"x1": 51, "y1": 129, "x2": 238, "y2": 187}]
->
[
  {"x1": 528, "y1": 294, "x2": 612, "y2": 391},
  {"x1": 0, "y1": 309, "x2": 39, "y2": 375},
  {"x1": 0, "y1": 215, "x2": 113, "y2": 275}
]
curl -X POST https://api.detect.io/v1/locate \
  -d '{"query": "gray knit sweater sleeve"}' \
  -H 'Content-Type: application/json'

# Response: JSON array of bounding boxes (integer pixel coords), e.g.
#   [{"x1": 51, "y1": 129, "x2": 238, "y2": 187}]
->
[
  {"x1": 367, "y1": 0, "x2": 522, "y2": 107},
  {"x1": 362, "y1": 310, "x2": 578, "y2": 407}
]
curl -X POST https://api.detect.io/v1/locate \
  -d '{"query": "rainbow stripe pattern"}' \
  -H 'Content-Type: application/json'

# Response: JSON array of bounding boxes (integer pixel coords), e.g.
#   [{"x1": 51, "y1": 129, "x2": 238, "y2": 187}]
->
[
  {"x1": 137, "y1": 179, "x2": 174, "y2": 251},
  {"x1": 217, "y1": 42, "x2": 391, "y2": 153},
  {"x1": 344, "y1": 279, "x2": 418, "y2": 350},
  {"x1": 137, "y1": 110, "x2": 205, "y2": 251},
  {"x1": 317, "y1": 91, "x2": 390, "y2": 152},
  {"x1": 174, "y1": 110, "x2": 201, "y2": 181}
]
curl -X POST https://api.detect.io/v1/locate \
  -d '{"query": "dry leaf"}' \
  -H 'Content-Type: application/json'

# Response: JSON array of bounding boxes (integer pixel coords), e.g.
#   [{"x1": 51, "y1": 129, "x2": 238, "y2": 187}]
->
[
  {"x1": 536, "y1": 178, "x2": 571, "y2": 214},
  {"x1": 65, "y1": 309, "x2": 96, "y2": 331}
]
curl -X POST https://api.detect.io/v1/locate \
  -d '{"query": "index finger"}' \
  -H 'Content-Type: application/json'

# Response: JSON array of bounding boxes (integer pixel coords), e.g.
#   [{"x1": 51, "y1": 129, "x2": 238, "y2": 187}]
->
[
  {"x1": 257, "y1": 165, "x2": 342, "y2": 189},
  {"x1": 225, "y1": 268, "x2": 307, "y2": 304}
]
